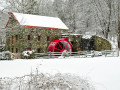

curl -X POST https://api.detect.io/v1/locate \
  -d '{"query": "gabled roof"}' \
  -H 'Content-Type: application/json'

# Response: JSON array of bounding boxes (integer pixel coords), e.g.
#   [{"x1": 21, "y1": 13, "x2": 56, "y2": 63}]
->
[{"x1": 7, "y1": 12, "x2": 69, "y2": 30}]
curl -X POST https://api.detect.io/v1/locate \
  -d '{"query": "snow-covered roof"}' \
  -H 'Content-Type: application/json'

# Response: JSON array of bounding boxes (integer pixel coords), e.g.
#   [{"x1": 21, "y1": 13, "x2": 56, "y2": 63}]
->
[
  {"x1": 8, "y1": 12, "x2": 69, "y2": 30},
  {"x1": 82, "y1": 34, "x2": 92, "y2": 39}
]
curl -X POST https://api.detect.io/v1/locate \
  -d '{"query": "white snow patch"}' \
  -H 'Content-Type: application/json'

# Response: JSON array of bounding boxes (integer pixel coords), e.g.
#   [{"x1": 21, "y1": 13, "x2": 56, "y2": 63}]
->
[
  {"x1": 82, "y1": 34, "x2": 92, "y2": 39},
  {"x1": 82, "y1": 32, "x2": 92, "y2": 39},
  {"x1": 109, "y1": 36, "x2": 118, "y2": 49},
  {"x1": 0, "y1": 57, "x2": 120, "y2": 90}
]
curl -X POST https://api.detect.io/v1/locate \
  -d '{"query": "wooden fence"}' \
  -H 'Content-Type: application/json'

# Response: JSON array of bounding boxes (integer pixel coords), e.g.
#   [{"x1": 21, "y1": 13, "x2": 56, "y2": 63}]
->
[
  {"x1": 34, "y1": 50, "x2": 120, "y2": 59},
  {"x1": 0, "y1": 50, "x2": 119, "y2": 60}
]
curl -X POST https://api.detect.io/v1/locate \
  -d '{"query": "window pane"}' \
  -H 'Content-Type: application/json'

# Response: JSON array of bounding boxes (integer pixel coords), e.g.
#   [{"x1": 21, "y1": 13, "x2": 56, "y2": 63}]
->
[
  {"x1": 28, "y1": 35, "x2": 30, "y2": 40},
  {"x1": 38, "y1": 48, "x2": 40, "y2": 53},
  {"x1": 16, "y1": 35, "x2": 18, "y2": 41},
  {"x1": 38, "y1": 36, "x2": 40, "y2": 41},
  {"x1": 16, "y1": 48, "x2": 18, "y2": 53},
  {"x1": 12, "y1": 48, "x2": 14, "y2": 53},
  {"x1": 47, "y1": 36, "x2": 50, "y2": 41}
]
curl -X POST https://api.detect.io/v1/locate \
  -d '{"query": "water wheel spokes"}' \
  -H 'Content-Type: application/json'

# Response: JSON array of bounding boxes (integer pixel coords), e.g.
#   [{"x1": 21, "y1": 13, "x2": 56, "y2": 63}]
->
[{"x1": 47, "y1": 38, "x2": 72, "y2": 56}]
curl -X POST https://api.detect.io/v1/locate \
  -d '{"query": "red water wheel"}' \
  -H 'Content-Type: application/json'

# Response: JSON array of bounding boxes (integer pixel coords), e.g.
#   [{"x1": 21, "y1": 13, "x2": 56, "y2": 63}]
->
[{"x1": 47, "y1": 38, "x2": 72, "y2": 56}]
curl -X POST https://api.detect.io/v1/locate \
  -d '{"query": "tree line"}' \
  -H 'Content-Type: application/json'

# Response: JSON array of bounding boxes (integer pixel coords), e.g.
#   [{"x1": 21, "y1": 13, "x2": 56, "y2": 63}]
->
[{"x1": 0, "y1": 0, "x2": 120, "y2": 47}]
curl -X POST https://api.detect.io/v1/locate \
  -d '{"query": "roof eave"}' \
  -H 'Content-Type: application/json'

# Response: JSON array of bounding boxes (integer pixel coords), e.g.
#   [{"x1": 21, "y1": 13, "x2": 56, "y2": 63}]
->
[{"x1": 22, "y1": 25, "x2": 69, "y2": 30}]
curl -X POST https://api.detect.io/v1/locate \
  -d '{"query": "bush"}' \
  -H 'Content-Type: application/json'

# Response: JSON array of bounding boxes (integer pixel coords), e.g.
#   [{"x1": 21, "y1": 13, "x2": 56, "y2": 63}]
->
[
  {"x1": 0, "y1": 51, "x2": 13, "y2": 60},
  {"x1": 0, "y1": 73, "x2": 95, "y2": 90},
  {"x1": 22, "y1": 50, "x2": 35, "y2": 59}
]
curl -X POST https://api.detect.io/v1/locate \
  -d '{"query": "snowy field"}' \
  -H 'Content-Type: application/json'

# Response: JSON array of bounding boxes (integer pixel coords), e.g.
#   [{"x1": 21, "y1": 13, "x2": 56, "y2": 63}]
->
[{"x1": 0, "y1": 57, "x2": 120, "y2": 90}]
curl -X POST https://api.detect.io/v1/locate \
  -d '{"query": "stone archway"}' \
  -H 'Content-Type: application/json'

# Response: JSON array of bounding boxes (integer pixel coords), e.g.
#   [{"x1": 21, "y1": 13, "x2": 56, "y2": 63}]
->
[{"x1": 81, "y1": 38, "x2": 94, "y2": 51}]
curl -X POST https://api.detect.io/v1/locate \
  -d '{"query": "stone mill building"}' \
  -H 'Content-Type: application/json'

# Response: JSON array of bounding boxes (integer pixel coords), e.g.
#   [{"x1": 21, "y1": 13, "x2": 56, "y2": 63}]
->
[{"x1": 5, "y1": 12, "x2": 68, "y2": 55}]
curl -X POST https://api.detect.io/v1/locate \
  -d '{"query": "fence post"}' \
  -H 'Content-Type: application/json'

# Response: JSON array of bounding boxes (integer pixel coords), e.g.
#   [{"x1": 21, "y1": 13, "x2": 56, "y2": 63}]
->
[
  {"x1": 118, "y1": 49, "x2": 119, "y2": 57},
  {"x1": 112, "y1": 50, "x2": 114, "y2": 57},
  {"x1": 49, "y1": 51, "x2": 52, "y2": 58},
  {"x1": 85, "y1": 51, "x2": 87, "y2": 58},
  {"x1": 91, "y1": 50, "x2": 95, "y2": 58},
  {"x1": 105, "y1": 50, "x2": 107, "y2": 57},
  {"x1": 78, "y1": 51, "x2": 80, "y2": 58}
]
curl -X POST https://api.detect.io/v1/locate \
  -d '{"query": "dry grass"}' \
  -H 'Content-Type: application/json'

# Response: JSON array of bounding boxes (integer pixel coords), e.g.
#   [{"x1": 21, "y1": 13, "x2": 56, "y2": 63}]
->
[{"x1": 0, "y1": 72, "x2": 95, "y2": 90}]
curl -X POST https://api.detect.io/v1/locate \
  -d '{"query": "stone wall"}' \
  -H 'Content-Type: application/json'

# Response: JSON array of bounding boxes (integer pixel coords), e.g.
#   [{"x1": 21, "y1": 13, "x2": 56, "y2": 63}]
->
[
  {"x1": 5, "y1": 18, "x2": 67, "y2": 55},
  {"x1": 20, "y1": 27, "x2": 66, "y2": 53},
  {"x1": 68, "y1": 35, "x2": 111, "y2": 51},
  {"x1": 68, "y1": 35, "x2": 82, "y2": 52}
]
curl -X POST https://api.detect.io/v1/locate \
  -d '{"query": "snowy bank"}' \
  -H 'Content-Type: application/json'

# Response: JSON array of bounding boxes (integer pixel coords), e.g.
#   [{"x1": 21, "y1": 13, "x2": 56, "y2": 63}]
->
[
  {"x1": 0, "y1": 73, "x2": 94, "y2": 90},
  {"x1": 0, "y1": 57, "x2": 120, "y2": 90}
]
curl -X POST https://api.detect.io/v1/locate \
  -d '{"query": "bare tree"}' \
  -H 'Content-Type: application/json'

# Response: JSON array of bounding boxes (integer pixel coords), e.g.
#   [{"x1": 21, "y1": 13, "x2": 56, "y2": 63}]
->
[
  {"x1": 2, "y1": 0, "x2": 120, "y2": 48},
  {"x1": 0, "y1": 73, "x2": 95, "y2": 90},
  {"x1": 118, "y1": 0, "x2": 120, "y2": 48},
  {"x1": 5, "y1": 0, "x2": 40, "y2": 14}
]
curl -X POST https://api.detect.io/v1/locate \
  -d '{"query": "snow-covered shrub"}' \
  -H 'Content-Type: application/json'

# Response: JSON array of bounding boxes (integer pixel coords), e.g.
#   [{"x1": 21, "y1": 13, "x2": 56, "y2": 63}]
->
[
  {"x1": 22, "y1": 50, "x2": 35, "y2": 59},
  {"x1": 94, "y1": 51, "x2": 102, "y2": 56},
  {"x1": 0, "y1": 73, "x2": 95, "y2": 90},
  {"x1": 90, "y1": 51, "x2": 102, "y2": 57},
  {"x1": 60, "y1": 50, "x2": 69, "y2": 58},
  {"x1": 0, "y1": 51, "x2": 13, "y2": 60}
]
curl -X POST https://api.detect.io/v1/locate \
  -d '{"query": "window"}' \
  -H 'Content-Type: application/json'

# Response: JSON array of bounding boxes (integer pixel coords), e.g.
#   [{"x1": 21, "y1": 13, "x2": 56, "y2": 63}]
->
[
  {"x1": 12, "y1": 48, "x2": 14, "y2": 53},
  {"x1": 15, "y1": 35, "x2": 18, "y2": 41},
  {"x1": 38, "y1": 35, "x2": 40, "y2": 41},
  {"x1": 37, "y1": 48, "x2": 40, "y2": 53},
  {"x1": 28, "y1": 35, "x2": 30, "y2": 40},
  {"x1": 47, "y1": 36, "x2": 50, "y2": 41},
  {"x1": 16, "y1": 48, "x2": 18, "y2": 53},
  {"x1": 12, "y1": 36, "x2": 14, "y2": 44}
]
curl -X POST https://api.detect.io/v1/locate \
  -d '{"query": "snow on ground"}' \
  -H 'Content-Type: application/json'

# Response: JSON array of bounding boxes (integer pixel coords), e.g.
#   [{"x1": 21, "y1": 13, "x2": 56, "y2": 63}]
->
[{"x1": 0, "y1": 57, "x2": 120, "y2": 90}]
